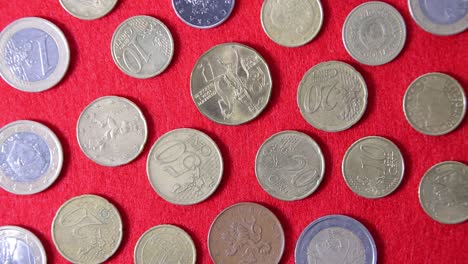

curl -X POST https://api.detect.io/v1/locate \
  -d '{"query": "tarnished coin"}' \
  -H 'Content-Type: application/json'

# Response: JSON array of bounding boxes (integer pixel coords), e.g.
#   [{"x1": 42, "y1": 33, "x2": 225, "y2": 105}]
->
[
  {"x1": 0, "y1": 120, "x2": 63, "y2": 195},
  {"x1": 77, "y1": 96, "x2": 148, "y2": 167},
  {"x1": 134, "y1": 225, "x2": 196, "y2": 264},
  {"x1": 419, "y1": 161, "x2": 468, "y2": 224},
  {"x1": 297, "y1": 61, "x2": 368, "y2": 132},
  {"x1": 111, "y1": 15, "x2": 174, "y2": 78},
  {"x1": 52, "y1": 194, "x2": 123, "y2": 263},
  {"x1": 255, "y1": 131, "x2": 325, "y2": 201},
  {"x1": 295, "y1": 215, "x2": 377, "y2": 264},
  {"x1": 0, "y1": 226, "x2": 47, "y2": 264},
  {"x1": 172, "y1": 0, "x2": 235, "y2": 29},
  {"x1": 147, "y1": 128, "x2": 223, "y2": 205},
  {"x1": 191, "y1": 43, "x2": 272, "y2": 125},
  {"x1": 342, "y1": 136, "x2": 404, "y2": 199},
  {"x1": 208, "y1": 202, "x2": 285, "y2": 264},
  {"x1": 403, "y1": 72, "x2": 466, "y2": 136},
  {"x1": 59, "y1": 0, "x2": 117, "y2": 20},
  {"x1": 342, "y1": 1, "x2": 406, "y2": 66},
  {"x1": 0, "y1": 17, "x2": 70, "y2": 92},
  {"x1": 261, "y1": 0, "x2": 323, "y2": 47}
]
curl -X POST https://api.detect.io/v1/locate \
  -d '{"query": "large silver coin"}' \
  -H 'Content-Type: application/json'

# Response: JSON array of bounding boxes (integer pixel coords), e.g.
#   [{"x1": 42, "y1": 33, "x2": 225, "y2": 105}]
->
[
  {"x1": 0, "y1": 17, "x2": 70, "y2": 92},
  {"x1": 147, "y1": 128, "x2": 223, "y2": 205},
  {"x1": 134, "y1": 225, "x2": 196, "y2": 264},
  {"x1": 342, "y1": 136, "x2": 405, "y2": 199},
  {"x1": 77, "y1": 96, "x2": 148, "y2": 167},
  {"x1": 111, "y1": 15, "x2": 174, "y2": 79},
  {"x1": 172, "y1": 0, "x2": 235, "y2": 29},
  {"x1": 419, "y1": 161, "x2": 468, "y2": 224},
  {"x1": 59, "y1": 0, "x2": 117, "y2": 20},
  {"x1": 403, "y1": 72, "x2": 466, "y2": 136},
  {"x1": 297, "y1": 61, "x2": 368, "y2": 132},
  {"x1": 342, "y1": 1, "x2": 406, "y2": 66},
  {"x1": 0, "y1": 120, "x2": 63, "y2": 195},
  {"x1": 190, "y1": 43, "x2": 272, "y2": 125},
  {"x1": 255, "y1": 130, "x2": 325, "y2": 201},
  {"x1": 261, "y1": 0, "x2": 323, "y2": 47},
  {"x1": 52, "y1": 194, "x2": 123, "y2": 263},
  {"x1": 0, "y1": 226, "x2": 47, "y2": 264}
]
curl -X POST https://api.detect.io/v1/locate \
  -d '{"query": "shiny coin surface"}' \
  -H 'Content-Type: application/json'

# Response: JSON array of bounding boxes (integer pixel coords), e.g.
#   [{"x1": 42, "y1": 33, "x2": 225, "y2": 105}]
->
[
  {"x1": 52, "y1": 194, "x2": 123, "y2": 263},
  {"x1": 419, "y1": 161, "x2": 468, "y2": 224},
  {"x1": 343, "y1": 1, "x2": 406, "y2": 66},
  {"x1": 255, "y1": 130, "x2": 325, "y2": 201},
  {"x1": 403, "y1": 72, "x2": 466, "y2": 136},
  {"x1": 147, "y1": 128, "x2": 223, "y2": 205},
  {"x1": 111, "y1": 15, "x2": 174, "y2": 78},
  {"x1": 295, "y1": 215, "x2": 377, "y2": 264},
  {"x1": 172, "y1": 0, "x2": 235, "y2": 29},
  {"x1": 191, "y1": 43, "x2": 272, "y2": 125},
  {"x1": 0, "y1": 17, "x2": 70, "y2": 92},
  {"x1": 59, "y1": 0, "x2": 117, "y2": 20},
  {"x1": 77, "y1": 96, "x2": 148, "y2": 167},
  {"x1": 208, "y1": 202, "x2": 285, "y2": 264},
  {"x1": 297, "y1": 61, "x2": 368, "y2": 132},
  {"x1": 261, "y1": 0, "x2": 323, "y2": 47},
  {"x1": 342, "y1": 136, "x2": 404, "y2": 199},
  {"x1": 0, "y1": 120, "x2": 63, "y2": 195},
  {"x1": 0, "y1": 226, "x2": 47, "y2": 264},
  {"x1": 134, "y1": 225, "x2": 196, "y2": 264}
]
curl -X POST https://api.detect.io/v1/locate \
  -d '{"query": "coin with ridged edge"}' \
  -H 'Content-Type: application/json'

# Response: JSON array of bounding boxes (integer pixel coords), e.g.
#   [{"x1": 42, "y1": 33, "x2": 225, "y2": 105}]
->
[
  {"x1": 0, "y1": 226, "x2": 47, "y2": 264},
  {"x1": 59, "y1": 0, "x2": 117, "y2": 20}
]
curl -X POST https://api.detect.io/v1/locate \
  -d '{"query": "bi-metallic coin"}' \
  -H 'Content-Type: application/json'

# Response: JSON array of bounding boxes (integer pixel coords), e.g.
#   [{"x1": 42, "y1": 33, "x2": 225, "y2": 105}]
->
[
  {"x1": 59, "y1": 0, "x2": 117, "y2": 20},
  {"x1": 0, "y1": 226, "x2": 47, "y2": 264},
  {"x1": 172, "y1": 0, "x2": 235, "y2": 29}
]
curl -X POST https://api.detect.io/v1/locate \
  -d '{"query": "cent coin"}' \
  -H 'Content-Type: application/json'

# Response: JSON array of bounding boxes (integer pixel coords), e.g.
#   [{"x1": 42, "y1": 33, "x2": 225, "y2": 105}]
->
[
  {"x1": 59, "y1": 0, "x2": 117, "y2": 20},
  {"x1": 172, "y1": 0, "x2": 235, "y2": 29},
  {"x1": 0, "y1": 226, "x2": 47, "y2": 264}
]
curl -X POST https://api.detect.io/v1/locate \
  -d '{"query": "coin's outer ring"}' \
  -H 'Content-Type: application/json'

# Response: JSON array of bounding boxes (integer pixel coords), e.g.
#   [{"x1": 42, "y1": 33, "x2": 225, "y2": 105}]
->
[
  {"x1": 76, "y1": 95, "x2": 148, "y2": 167},
  {"x1": 111, "y1": 15, "x2": 174, "y2": 79},
  {"x1": 255, "y1": 130, "x2": 325, "y2": 201},
  {"x1": 403, "y1": 72, "x2": 467, "y2": 136},
  {"x1": 295, "y1": 214, "x2": 377, "y2": 264},
  {"x1": 59, "y1": 0, "x2": 117, "y2": 20},
  {"x1": 0, "y1": 17, "x2": 70, "y2": 92},
  {"x1": 146, "y1": 128, "x2": 224, "y2": 205},
  {"x1": 0, "y1": 225, "x2": 47, "y2": 264},
  {"x1": 190, "y1": 42, "x2": 273, "y2": 126},
  {"x1": 51, "y1": 194, "x2": 123, "y2": 263},
  {"x1": 171, "y1": 0, "x2": 236, "y2": 29},
  {"x1": 134, "y1": 224, "x2": 196, "y2": 264},
  {"x1": 418, "y1": 161, "x2": 468, "y2": 224},
  {"x1": 342, "y1": 136, "x2": 405, "y2": 199},
  {"x1": 0, "y1": 120, "x2": 63, "y2": 195}
]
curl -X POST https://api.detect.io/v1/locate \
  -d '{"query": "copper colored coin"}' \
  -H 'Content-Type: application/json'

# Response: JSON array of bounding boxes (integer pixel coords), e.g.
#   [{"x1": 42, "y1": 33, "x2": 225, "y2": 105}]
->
[{"x1": 208, "y1": 202, "x2": 285, "y2": 264}]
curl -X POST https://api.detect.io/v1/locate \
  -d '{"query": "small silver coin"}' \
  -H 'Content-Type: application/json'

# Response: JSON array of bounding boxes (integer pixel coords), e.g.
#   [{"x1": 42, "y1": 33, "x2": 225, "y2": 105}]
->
[
  {"x1": 297, "y1": 61, "x2": 368, "y2": 132},
  {"x1": 255, "y1": 130, "x2": 325, "y2": 201},
  {"x1": 0, "y1": 120, "x2": 63, "y2": 195},
  {"x1": 111, "y1": 15, "x2": 174, "y2": 79},
  {"x1": 77, "y1": 96, "x2": 148, "y2": 167},
  {"x1": 261, "y1": 0, "x2": 323, "y2": 47},
  {"x1": 342, "y1": 1, "x2": 407, "y2": 66},
  {"x1": 59, "y1": 0, "x2": 118, "y2": 20},
  {"x1": 190, "y1": 42, "x2": 272, "y2": 125},
  {"x1": 172, "y1": 0, "x2": 235, "y2": 29},
  {"x1": 147, "y1": 128, "x2": 223, "y2": 205},
  {"x1": 0, "y1": 17, "x2": 70, "y2": 92},
  {"x1": 134, "y1": 225, "x2": 196, "y2": 264},
  {"x1": 403, "y1": 72, "x2": 466, "y2": 136},
  {"x1": 419, "y1": 161, "x2": 468, "y2": 224},
  {"x1": 342, "y1": 136, "x2": 405, "y2": 199},
  {"x1": 0, "y1": 226, "x2": 47, "y2": 264}
]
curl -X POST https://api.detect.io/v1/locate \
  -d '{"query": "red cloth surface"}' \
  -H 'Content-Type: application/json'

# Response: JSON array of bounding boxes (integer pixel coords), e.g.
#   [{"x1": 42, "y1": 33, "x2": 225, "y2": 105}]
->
[{"x1": 0, "y1": 0, "x2": 467, "y2": 263}]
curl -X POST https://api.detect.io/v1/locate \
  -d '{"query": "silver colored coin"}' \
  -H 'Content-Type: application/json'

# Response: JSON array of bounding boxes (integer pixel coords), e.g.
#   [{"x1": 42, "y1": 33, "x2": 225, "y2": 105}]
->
[
  {"x1": 255, "y1": 130, "x2": 325, "y2": 201},
  {"x1": 134, "y1": 225, "x2": 196, "y2": 264},
  {"x1": 403, "y1": 72, "x2": 466, "y2": 136},
  {"x1": 59, "y1": 0, "x2": 117, "y2": 20},
  {"x1": 111, "y1": 15, "x2": 174, "y2": 79},
  {"x1": 342, "y1": 136, "x2": 405, "y2": 199},
  {"x1": 419, "y1": 161, "x2": 468, "y2": 224},
  {"x1": 77, "y1": 96, "x2": 148, "y2": 167},
  {"x1": 190, "y1": 42, "x2": 272, "y2": 125},
  {"x1": 261, "y1": 0, "x2": 323, "y2": 47},
  {"x1": 172, "y1": 0, "x2": 235, "y2": 29},
  {"x1": 52, "y1": 194, "x2": 123, "y2": 263},
  {"x1": 0, "y1": 120, "x2": 63, "y2": 195},
  {"x1": 0, "y1": 226, "x2": 47, "y2": 264},
  {"x1": 297, "y1": 61, "x2": 368, "y2": 132},
  {"x1": 342, "y1": 1, "x2": 407, "y2": 66},
  {"x1": 147, "y1": 128, "x2": 223, "y2": 205},
  {"x1": 0, "y1": 17, "x2": 70, "y2": 92}
]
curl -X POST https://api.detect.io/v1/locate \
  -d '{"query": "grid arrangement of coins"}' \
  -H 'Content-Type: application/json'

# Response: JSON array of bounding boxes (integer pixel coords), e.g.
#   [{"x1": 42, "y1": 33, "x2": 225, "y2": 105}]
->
[{"x1": 0, "y1": 1, "x2": 466, "y2": 263}]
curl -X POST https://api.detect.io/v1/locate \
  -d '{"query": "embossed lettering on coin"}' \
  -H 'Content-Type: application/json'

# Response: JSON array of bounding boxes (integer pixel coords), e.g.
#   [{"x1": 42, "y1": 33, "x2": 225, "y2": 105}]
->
[
  {"x1": 59, "y1": 0, "x2": 117, "y2": 20},
  {"x1": 0, "y1": 226, "x2": 47, "y2": 264},
  {"x1": 172, "y1": 0, "x2": 235, "y2": 29}
]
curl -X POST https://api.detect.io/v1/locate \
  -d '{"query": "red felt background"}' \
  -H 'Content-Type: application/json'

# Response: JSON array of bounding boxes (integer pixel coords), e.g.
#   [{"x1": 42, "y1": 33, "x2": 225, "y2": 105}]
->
[{"x1": 0, "y1": 0, "x2": 467, "y2": 263}]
